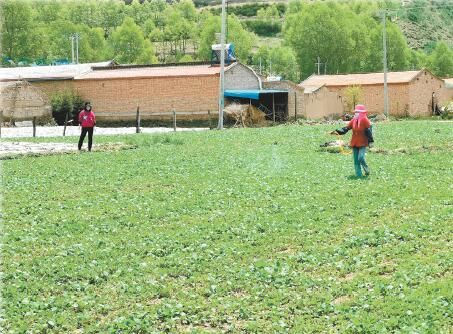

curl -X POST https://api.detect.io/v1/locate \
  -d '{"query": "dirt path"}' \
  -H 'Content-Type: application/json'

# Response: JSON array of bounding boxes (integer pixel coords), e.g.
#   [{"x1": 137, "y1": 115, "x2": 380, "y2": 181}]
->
[
  {"x1": 0, "y1": 126, "x2": 208, "y2": 139},
  {"x1": 0, "y1": 142, "x2": 79, "y2": 157}
]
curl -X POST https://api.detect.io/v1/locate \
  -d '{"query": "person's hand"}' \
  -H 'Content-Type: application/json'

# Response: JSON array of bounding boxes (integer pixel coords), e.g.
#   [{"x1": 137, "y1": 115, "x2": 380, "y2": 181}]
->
[
  {"x1": 330, "y1": 130, "x2": 338, "y2": 135},
  {"x1": 369, "y1": 142, "x2": 374, "y2": 148}
]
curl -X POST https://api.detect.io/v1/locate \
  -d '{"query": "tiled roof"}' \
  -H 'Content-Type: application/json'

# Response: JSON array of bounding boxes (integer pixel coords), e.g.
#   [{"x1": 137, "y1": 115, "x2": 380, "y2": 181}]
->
[
  {"x1": 303, "y1": 85, "x2": 324, "y2": 94},
  {"x1": 0, "y1": 61, "x2": 115, "y2": 81},
  {"x1": 75, "y1": 63, "x2": 235, "y2": 80},
  {"x1": 300, "y1": 70, "x2": 423, "y2": 87}
]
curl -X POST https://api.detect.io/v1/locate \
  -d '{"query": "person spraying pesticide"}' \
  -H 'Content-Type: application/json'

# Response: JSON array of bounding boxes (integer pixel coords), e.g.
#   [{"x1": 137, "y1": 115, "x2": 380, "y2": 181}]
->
[
  {"x1": 78, "y1": 102, "x2": 96, "y2": 152},
  {"x1": 331, "y1": 104, "x2": 374, "y2": 177}
]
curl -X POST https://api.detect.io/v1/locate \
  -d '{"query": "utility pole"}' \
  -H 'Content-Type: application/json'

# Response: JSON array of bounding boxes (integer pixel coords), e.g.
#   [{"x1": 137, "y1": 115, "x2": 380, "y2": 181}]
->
[
  {"x1": 226, "y1": 0, "x2": 229, "y2": 42},
  {"x1": 217, "y1": 0, "x2": 226, "y2": 130},
  {"x1": 70, "y1": 35, "x2": 75, "y2": 64},
  {"x1": 75, "y1": 33, "x2": 80, "y2": 64},
  {"x1": 316, "y1": 56, "x2": 322, "y2": 75},
  {"x1": 382, "y1": 10, "x2": 389, "y2": 118}
]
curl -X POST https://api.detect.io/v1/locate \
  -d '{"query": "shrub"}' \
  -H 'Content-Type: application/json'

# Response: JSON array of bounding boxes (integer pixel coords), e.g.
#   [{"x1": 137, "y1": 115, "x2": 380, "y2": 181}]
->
[
  {"x1": 344, "y1": 85, "x2": 363, "y2": 113},
  {"x1": 51, "y1": 90, "x2": 84, "y2": 126},
  {"x1": 244, "y1": 20, "x2": 281, "y2": 37}
]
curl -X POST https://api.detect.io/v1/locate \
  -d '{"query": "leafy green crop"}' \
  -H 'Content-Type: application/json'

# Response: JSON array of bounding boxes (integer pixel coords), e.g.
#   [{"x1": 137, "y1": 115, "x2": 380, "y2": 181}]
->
[{"x1": 1, "y1": 121, "x2": 452, "y2": 333}]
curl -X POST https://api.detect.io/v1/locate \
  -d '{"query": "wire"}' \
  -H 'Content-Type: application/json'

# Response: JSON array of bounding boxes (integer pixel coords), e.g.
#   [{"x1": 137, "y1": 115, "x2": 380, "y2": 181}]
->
[{"x1": 382, "y1": 4, "x2": 453, "y2": 12}]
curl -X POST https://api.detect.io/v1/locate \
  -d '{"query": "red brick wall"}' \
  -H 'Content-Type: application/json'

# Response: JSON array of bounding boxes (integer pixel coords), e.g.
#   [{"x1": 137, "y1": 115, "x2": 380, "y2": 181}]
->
[
  {"x1": 328, "y1": 84, "x2": 410, "y2": 116},
  {"x1": 408, "y1": 70, "x2": 447, "y2": 116},
  {"x1": 32, "y1": 80, "x2": 75, "y2": 98},
  {"x1": 325, "y1": 71, "x2": 448, "y2": 116},
  {"x1": 73, "y1": 75, "x2": 220, "y2": 120}
]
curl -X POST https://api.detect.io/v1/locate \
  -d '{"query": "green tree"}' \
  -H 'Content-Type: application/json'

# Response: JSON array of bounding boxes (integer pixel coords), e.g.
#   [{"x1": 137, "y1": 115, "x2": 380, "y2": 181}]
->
[
  {"x1": 246, "y1": 5, "x2": 282, "y2": 37},
  {"x1": 252, "y1": 46, "x2": 298, "y2": 81},
  {"x1": 428, "y1": 42, "x2": 453, "y2": 77},
  {"x1": 174, "y1": 0, "x2": 198, "y2": 21},
  {"x1": 284, "y1": 3, "x2": 353, "y2": 79},
  {"x1": 66, "y1": 0, "x2": 101, "y2": 28},
  {"x1": 0, "y1": 0, "x2": 33, "y2": 60},
  {"x1": 97, "y1": 0, "x2": 127, "y2": 39},
  {"x1": 125, "y1": 0, "x2": 153, "y2": 26},
  {"x1": 406, "y1": 0, "x2": 427, "y2": 23},
  {"x1": 107, "y1": 17, "x2": 157, "y2": 64},
  {"x1": 198, "y1": 14, "x2": 255, "y2": 61},
  {"x1": 344, "y1": 85, "x2": 363, "y2": 113},
  {"x1": 143, "y1": 19, "x2": 156, "y2": 37},
  {"x1": 179, "y1": 54, "x2": 194, "y2": 63},
  {"x1": 252, "y1": 45, "x2": 270, "y2": 74},
  {"x1": 33, "y1": 0, "x2": 63, "y2": 24},
  {"x1": 366, "y1": 20, "x2": 410, "y2": 72},
  {"x1": 257, "y1": 4, "x2": 280, "y2": 21},
  {"x1": 34, "y1": 21, "x2": 107, "y2": 64},
  {"x1": 408, "y1": 49, "x2": 428, "y2": 70}
]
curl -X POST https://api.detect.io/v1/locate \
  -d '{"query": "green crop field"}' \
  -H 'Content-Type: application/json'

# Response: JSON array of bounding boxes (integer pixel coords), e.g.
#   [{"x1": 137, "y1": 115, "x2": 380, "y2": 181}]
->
[{"x1": 1, "y1": 121, "x2": 452, "y2": 333}]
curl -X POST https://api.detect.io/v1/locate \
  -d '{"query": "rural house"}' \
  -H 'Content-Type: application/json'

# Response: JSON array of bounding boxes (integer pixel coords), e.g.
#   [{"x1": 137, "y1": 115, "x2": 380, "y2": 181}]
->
[
  {"x1": 301, "y1": 85, "x2": 343, "y2": 119},
  {"x1": 73, "y1": 61, "x2": 271, "y2": 121},
  {"x1": 1, "y1": 61, "x2": 293, "y2": 122},
  {"x1": 300, "y1": 70, "x2": 450, "y2": 117},
  {"x1": 261, "y1": 80, "x2": 305, "y2": 120}
]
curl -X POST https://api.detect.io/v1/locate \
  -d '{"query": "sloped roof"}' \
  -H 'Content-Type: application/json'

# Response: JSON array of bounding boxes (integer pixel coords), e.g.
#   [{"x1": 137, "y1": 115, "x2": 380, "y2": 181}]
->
[
  {"x1": 0, "y1": 61, "x2": 115, "y2": 82},
  {"x1": 75, "y1": 63, "x2": 236, "y2": 80},
  {"x1": 303, "y1": 85, "x2": 325, "y2": 94},
  {"x1": 300, "y1": 70, "x2": 423, "y2": 87}
]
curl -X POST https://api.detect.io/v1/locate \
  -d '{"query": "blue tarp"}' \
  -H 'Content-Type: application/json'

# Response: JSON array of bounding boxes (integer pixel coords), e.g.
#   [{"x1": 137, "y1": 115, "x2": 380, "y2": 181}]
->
[{"x1": 224, "y1": 89, "x2": 288, "y2": 100}]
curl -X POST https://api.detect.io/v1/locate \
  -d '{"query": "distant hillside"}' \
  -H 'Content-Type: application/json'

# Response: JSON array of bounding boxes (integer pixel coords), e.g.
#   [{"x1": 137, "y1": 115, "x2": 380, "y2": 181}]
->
[
  {"x1": 195, "y1": 0, "x2": 453, "y2": 52},
  {"x1": 396, "y1": 3, "x2": 453, "y2": 51},
  {"x1": 194, "y1": 0, "x2": 287, "y2": 7}
]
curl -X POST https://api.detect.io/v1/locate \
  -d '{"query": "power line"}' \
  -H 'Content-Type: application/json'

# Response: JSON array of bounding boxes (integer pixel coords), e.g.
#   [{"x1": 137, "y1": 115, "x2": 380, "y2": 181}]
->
[{"x1": 380, "y1": 4, "x2": 453, "y2": 13}]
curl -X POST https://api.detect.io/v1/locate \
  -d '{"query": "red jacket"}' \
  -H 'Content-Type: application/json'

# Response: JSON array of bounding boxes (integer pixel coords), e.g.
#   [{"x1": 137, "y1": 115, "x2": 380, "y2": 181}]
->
[
  {"x1": 347, "y1": 118, "x2": 371, "y2": 147},
  {"x1": 79, "y1": 110, "x2": 96, "y2": 128}
]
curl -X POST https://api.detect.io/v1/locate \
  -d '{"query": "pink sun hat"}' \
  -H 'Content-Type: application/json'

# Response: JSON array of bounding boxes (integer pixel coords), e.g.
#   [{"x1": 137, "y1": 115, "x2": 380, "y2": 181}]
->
[{"x1": 354, "y1": 104, "x2": 368, "y2": 113}]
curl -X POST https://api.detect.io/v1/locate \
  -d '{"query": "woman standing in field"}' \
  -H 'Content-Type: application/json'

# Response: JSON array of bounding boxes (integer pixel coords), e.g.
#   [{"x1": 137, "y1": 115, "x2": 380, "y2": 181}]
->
[
  {"x1": 78, "y1": 102, "x2": 96, "y2": 152},
  {"x1": 332, "y1": 104, "x2": 374, "y2": 177}
]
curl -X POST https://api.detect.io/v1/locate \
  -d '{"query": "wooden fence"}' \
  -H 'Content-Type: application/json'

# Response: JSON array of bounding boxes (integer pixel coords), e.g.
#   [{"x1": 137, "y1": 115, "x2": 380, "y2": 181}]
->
[
  {"x1": 0, "y1": 109, "x2": 215, "y2": 138},
  {"x1": 0, "y1": 113, "x2": 40, "y2": 138},
  {"x1": 98, "y1": 108, "x2": 216, "y2": 133}
]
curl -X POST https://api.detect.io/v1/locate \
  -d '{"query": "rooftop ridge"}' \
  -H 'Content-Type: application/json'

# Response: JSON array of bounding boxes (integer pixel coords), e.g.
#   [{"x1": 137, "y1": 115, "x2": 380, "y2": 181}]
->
[{"x1": 91, "y1": 60, "x2": 236, "y2": 71}]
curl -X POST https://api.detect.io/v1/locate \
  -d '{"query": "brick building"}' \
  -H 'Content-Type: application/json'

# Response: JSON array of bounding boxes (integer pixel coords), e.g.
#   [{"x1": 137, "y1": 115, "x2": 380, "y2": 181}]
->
[
  {"x1": 262, "y1": 80, "x2": 304, "y2": 120},
  {"x1": 300, "y1": 70, "x2": 450, "y2": 116},
  {"x1": 0, "y1": 61, "x2": 115, "y2": 83},
  {"x1": 301, "y1": 85, "x2": 343, "y2": 119},
  {"x1": 1, "y1": 61, "x2": 294, "y2": 121}
]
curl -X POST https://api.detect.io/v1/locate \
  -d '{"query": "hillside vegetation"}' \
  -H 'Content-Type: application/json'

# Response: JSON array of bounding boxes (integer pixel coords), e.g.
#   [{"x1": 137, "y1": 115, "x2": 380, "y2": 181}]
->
[
  {"x1": 1, "y1": 0, "x2": 452, "y2": 80},
  {"x1": 199, "y1": 0, "x2": 452, "y2": 51}
]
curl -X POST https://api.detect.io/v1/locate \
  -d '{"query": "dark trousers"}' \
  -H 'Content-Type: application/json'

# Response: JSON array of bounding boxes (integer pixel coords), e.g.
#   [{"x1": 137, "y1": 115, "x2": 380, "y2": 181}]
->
[{"x1": 78, "y1": 127, "x2": 94, "y2": 151}]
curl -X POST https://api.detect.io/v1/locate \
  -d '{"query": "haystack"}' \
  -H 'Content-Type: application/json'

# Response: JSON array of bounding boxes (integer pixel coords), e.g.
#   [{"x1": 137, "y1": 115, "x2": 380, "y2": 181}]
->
[
  {"x1": 0, "y1": 80, "x2": 51, "y2": 122},
  {"x1": 224, "y1": 103, "x2": 266, "y2": 127}
]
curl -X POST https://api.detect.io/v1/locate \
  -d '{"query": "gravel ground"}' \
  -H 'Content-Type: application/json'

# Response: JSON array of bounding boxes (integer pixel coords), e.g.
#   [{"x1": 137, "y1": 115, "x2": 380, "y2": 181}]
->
[
  {"x1": 0, "y1": 142, "x2": 79, "y2": 157},
  {"x1": 0, "y1": 126, "x2": 208, "y2": 138},
  {"x1": 0, "y1": 126, "x2": 207, "y2": 156}
]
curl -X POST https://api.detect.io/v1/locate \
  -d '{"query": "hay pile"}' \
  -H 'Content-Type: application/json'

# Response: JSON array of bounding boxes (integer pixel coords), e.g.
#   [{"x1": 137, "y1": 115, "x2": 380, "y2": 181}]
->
[{"x1": 224, "y1": 103, "x2": 266, "y2": 127}]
